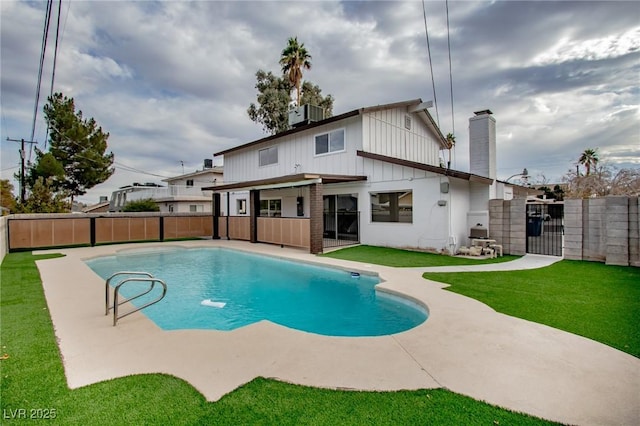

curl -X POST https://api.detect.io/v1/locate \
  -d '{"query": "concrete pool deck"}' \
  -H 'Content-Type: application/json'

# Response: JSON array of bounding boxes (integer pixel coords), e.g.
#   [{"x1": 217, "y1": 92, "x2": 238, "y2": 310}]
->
[{"x1": 35, "y1": 241, "x2": 639, "y2": 425}]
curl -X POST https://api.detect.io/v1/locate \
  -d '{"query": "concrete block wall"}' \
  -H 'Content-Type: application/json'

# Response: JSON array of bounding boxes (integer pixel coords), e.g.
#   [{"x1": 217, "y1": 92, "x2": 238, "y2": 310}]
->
[
  {"x1": 488, "y1": 196, "x2": 637, "y2": 265},
  {"x1": 488, "y1": 198, "x2": 524, "y2": 256},
  {"x1": 583, "y1": 198, "x2": 607, "y2": 262},
  {"x1": 605, "y1": 197, "x2": 630, "y2": 266},
  {"x1": 508, "y1": 198, "x2": 526, "y2": 255},
  {"x1": 563, "y1": 199, "x2": 583, "y2": 260},
  {"x1": 630, "y1": 197, "x2": 639, "y2": 267},
  {"x1": 489, "y1": 199, "x2": 507, "y2": 252}
]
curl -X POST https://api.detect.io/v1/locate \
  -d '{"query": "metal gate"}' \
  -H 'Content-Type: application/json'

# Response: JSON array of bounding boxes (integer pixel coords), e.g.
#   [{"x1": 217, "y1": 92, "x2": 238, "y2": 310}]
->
[{"x1": 526, "y1": 202, "x2": 564, "y2": 256}]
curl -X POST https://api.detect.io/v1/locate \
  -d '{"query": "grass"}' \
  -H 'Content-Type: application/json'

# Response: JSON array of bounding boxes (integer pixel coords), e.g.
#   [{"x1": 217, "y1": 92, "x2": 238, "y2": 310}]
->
[
  {"x1": 423, "y1": 260, "x2": 640, "y2": 358},
  {"x1": 322, "y1": 245, "x2": 519, "y2": 267},
  {"x1": 0, "y1": 251, "x2": 558, "y2": 425}
]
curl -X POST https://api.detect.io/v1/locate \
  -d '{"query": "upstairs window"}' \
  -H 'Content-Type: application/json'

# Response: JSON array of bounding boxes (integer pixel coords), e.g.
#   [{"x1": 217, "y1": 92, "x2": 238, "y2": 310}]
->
[
  {"x1": 186, "y1": 179, "x2": 194, "y2": 187},
  {"x1": 315, "y1": 129, "x2": 345, "y2": 155},
  {"x1": 259, "y1": 146, "x2": 278, "y2": 166}
]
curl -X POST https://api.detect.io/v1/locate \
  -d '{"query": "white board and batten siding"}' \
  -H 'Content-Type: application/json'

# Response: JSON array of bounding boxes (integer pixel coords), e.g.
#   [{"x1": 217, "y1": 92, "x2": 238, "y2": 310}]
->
[
  {"x1": 362, "y1": 107, "x2": 441, "y2": 167},
  {"x1": 223, "y1": 105, "x2": 443, "y2": 183},
  {"x1": 223, "y1": 116, "x2": 362, "y2": 183}
]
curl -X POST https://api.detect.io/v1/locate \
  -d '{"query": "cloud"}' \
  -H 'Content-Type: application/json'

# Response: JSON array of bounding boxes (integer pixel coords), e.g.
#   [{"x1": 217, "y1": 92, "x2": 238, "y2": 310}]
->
[{"x1": 1, "y1": 0, "x2": 638, "y2": 205}]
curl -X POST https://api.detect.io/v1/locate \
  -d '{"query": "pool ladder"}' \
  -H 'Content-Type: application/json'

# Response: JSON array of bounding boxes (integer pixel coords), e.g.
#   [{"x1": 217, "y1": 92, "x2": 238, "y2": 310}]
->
[{"x1": 105, "y1": 272, "x2": 167, "y2": 326}]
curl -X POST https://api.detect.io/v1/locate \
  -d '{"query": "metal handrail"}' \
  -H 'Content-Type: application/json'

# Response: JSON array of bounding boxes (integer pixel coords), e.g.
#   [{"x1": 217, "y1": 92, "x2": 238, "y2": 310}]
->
[
  {"x1": 105, "y1": 272, "x2": 153, "y2": 315},
  {"x1": 112, "y1": 277, "x2": 167, "y2": 326}
]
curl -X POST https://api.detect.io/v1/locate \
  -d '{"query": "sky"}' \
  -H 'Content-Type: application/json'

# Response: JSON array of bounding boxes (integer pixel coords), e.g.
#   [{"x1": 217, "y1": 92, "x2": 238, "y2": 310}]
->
[{"x1": 1, "y1": 0, "x2": 638, "y2": 205}]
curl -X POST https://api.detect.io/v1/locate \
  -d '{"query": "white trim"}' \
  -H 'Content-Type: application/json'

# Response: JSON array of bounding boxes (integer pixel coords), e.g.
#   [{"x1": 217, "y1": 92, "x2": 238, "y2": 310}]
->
[{"x1": 313, "y1": 128, "x2": 346, "y2": 157}]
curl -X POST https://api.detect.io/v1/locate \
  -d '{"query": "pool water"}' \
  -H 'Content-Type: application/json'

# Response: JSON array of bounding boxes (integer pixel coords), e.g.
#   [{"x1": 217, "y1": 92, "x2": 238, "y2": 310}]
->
[{"x1": 86, "y1": 247, "x2": 427, "y2": 336}]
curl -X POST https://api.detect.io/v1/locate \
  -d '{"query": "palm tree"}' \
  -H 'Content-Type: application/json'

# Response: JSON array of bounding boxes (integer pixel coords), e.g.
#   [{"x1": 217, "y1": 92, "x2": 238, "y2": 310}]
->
[
  {"x1": 446, "y1": 133, "x2": 455, "y2": 169},
  {"x1": 578, "y1": 148, "x2": 599, "y2": 176},
  {"x1": 279, "y1": 37, "x2": 312, "y2": 107}
]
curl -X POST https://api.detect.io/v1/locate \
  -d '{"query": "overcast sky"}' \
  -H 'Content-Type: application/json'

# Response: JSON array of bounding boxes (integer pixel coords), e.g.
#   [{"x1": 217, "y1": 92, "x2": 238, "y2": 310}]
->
[{"x1": 1, "y1": 0, "x2": 638, "y2": 205}]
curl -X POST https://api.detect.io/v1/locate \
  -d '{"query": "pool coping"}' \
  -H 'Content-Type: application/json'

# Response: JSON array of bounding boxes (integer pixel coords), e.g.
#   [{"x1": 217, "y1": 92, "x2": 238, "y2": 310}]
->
[{"x1": 35, "y1": 240, "x2": 640, "y2": 425}]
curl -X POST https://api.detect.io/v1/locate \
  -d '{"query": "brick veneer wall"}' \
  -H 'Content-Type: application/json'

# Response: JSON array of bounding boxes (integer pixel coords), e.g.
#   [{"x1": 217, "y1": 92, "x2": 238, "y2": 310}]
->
[{"x1": 309, "y1": 183, "x2": 323, "y2": 254}]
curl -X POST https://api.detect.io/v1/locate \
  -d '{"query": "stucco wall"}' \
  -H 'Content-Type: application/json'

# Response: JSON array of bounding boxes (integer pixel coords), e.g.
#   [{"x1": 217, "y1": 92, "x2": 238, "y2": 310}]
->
[{"x1": 0, "y1": 216, "x2": 7, "y2": 264}]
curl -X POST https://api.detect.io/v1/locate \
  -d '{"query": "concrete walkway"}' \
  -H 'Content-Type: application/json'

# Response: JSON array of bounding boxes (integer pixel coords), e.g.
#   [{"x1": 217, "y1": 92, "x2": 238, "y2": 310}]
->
[{"x1": 35, "y1": 241, "x2": 639, "y2": 425}]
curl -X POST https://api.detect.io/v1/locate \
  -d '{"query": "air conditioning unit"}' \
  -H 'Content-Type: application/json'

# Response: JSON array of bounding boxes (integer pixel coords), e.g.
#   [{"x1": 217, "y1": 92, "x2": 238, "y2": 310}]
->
[{"x1": 288, "y1": 104, "x2": 324, "y2": 128}]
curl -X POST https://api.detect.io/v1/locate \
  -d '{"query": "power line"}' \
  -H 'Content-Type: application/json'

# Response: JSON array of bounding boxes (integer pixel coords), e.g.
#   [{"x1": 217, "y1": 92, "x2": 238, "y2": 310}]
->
[
  {"x1": 45, "y1": 0, "x2": 63, "y2": 150},
  {"x1": 114, "y1": 161, "x2": 172, "y2": 179},
  {"x1": 445, "y1": 0, "x2": 454, "y2": 137},
  {"x1": 30, "y1": 0, "x2": 53, "y2": 161},
  {"x1": 421, "y1": 0, "x2": 439, "y2": 127}
]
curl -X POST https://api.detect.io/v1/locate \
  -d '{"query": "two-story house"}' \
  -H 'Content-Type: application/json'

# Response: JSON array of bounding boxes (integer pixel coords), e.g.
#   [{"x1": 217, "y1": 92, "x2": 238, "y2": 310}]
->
[
  {"x1": 110, "y1": 161, "x2": 223, "y2": 213},
  {"x1": 207, "y1": 99, "x2": 505, "y2": 254}
]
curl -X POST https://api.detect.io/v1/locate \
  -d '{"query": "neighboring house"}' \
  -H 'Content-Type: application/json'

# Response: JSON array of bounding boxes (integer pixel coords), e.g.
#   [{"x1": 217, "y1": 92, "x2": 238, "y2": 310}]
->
[
  {"x1": 82, "y1": 196, "x2": 110, "y2": 213},
  {"x1": 110, "y1": 162, "x2": 223, "y2": 213},
  {"x1": 109, "y1": 182, "x2": 164, "y2": 212},
  {"x1": 207, "y1": 99, "x2": 519, "y2": 254}
]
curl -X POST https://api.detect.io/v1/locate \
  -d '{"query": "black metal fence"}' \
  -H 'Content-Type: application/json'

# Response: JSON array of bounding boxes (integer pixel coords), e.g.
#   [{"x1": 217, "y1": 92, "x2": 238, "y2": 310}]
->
[
  {"x1": 323, "y1": 211, "x2": 360, "y2": 249},
  {"x1": 526, "y1": 203, "x2": 564, "y2": 256}
]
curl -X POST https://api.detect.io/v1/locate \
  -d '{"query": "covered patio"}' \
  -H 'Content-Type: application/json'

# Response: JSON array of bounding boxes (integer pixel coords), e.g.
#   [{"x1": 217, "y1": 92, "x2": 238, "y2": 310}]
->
[{"x1": 206, "y1": 173, "x2": 366, "y2": 253}]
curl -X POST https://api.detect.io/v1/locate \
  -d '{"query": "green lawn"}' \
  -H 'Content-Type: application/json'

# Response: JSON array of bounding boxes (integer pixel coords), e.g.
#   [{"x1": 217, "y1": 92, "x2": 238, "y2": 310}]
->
[
  {"x1": 322, "y1": 245, "x2": 519, "y2": 267},
  {"x1": 423, "y1": 260, "x2": 640, "y2": 358},
  {"x1": 0, "y1": 252, "x2": 557, "y2": 425}
]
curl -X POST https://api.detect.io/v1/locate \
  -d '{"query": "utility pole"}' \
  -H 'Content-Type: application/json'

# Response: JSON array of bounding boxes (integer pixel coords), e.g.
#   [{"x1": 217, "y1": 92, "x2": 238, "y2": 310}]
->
[{"x1": 6, "y1": 137, "x2": 38, "y2": 203}]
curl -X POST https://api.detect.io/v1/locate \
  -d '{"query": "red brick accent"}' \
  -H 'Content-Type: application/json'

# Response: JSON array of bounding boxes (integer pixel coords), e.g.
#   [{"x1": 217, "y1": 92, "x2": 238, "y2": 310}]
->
[{"x1": 309, "y1": 184, "x2": 323, "y2": 254}]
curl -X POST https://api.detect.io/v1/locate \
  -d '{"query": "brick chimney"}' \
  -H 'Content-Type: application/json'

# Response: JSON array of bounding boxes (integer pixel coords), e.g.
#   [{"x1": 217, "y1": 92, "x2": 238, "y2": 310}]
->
[{"x1": 469, "y1": 109, "x2": 496, "y2": 180}]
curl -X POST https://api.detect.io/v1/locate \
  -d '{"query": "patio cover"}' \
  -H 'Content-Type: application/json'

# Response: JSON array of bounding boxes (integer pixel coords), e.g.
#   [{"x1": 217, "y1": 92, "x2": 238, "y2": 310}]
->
[{"x1": 203, "y1": 173, "x2": 367, "y2": 192}]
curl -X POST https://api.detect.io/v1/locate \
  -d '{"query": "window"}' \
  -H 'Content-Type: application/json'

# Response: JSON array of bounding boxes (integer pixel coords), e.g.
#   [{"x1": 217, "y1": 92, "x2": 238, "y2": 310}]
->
[
  {"x1": 259, "y1": 199, "x2": 282, "y2": 217},
  {"x1": 186, "y1": 179, "x2": 194, "y2": 187},
  {"x1": 168, "y1": 204, "x2": 174, "y2": 212},
  {"x1": 237, "y1": 199, "x2": 247, "y2": 215},
  {"x1": 371, "y1": 191, "x2": 412, "y2": 223},
  {"x1": 315, "y1": 129, "x2": 345, "y2": 155},
  {"x1": 404, "y1": 115, "x2": 412, "y2": 130},
  {"x1": 190, "y1": 204, "x2": 203, "y2": 212},
  {"x1": 259, "y1": 146, "x2": 278, "y2": 166}
]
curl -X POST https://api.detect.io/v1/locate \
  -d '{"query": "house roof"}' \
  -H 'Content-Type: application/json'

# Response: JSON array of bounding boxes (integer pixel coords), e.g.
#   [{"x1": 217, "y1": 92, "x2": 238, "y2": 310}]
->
[
  {"x1": 204, "y1": 173, "x2": 367, "y2": 192},
  {"x1": 356, "y1": 151, "x2": 494, "y2": 184},
  {"x1": 82, "y1": 201, "x2": 110, "y2": 213},
  {"x1": 214, "y1": 99, "x2": 448, "y2": 157},
  {"x1": 162, "y1": 167, "x2": 223, "y2": 183}
]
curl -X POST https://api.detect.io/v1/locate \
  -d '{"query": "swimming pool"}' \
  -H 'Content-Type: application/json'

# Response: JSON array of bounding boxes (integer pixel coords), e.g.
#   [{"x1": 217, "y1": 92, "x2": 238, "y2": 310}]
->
[{"x1": 86, "y1": 247, "x2": 428, "y2": 336}]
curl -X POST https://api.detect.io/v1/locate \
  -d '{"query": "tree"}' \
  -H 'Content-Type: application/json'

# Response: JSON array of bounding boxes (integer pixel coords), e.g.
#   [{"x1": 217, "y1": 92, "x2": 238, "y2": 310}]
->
[
  {"x1": 122, "y1": 199, "x2": 160, "y2": 212},
  {"x1": 279, "y1": 36, "x2": 312, "y2": 107},
  {"x1": 1, "y1": 179, "x2": 17, "y2": 213},
  {"x1": 25, "y1": 149, "x2": 65, "y2": 191},
  {"x1": 562, "y1": 164, "x2": 639, "y2": 198},
  {"x1": 445, "y1": 133, "x2": 455, "y2": 168},
  {"x1": 43, "y1": 93, "x2": 114, "y2": 203},
  {"x1": 17, "y1": 177, "x2": 70, "y2": 213},
  {"x1": 578, "y1": 148, "x2": 599, "y2": 176},
  {"x1": 247, "y1": 70, "x2": 334, "y2": 135}
]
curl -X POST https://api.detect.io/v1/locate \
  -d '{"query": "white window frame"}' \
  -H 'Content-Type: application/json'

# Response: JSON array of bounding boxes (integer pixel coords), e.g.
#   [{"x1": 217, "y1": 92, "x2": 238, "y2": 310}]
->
[
  {"x1": 237, "y1": 199, "x2": 247, "y2": 215},
  {"x1": 259, "y1": 146, "x2": 278, "y2": 167},
  {"x1": 314, "y1": 128, "x2": 345, "y2": 156}
]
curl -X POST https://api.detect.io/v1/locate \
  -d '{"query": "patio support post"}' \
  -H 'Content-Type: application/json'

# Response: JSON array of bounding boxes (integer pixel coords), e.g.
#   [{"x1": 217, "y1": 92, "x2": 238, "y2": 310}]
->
[
  {"x1": 309, "y1": 183, "x2": 323, "y2": 254},
  {"x1": 226, "y1": 191, "x2": 230, "y2": 240},
  {"x1": 250, "y1": 189, "x2": 260, "y2": 243},
  {"x1": 212, "y1": 193, "x2": 221, "y2": 239}
]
